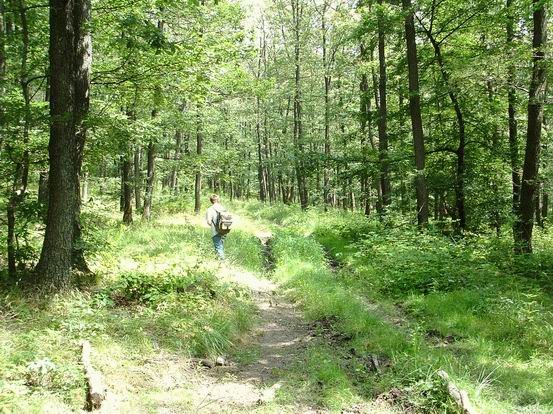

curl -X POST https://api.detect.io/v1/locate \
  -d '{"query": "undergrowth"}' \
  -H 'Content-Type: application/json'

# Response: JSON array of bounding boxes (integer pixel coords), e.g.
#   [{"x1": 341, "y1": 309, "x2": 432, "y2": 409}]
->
[
  {"x1": 236, "y1": 201, "x2": 553, "y2": 414},
  {"x1": 0, "y1": 196, "x2": 259, "y2": 413}
]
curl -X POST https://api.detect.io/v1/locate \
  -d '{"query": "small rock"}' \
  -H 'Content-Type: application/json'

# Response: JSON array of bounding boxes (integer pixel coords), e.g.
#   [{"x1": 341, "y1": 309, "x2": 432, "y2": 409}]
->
[
  {"x1": 215, "y1": 356, "x2": 226, "y2": 366},
  {"x1": 444, "y1": 334, "x2": 456, "y2": 343}
]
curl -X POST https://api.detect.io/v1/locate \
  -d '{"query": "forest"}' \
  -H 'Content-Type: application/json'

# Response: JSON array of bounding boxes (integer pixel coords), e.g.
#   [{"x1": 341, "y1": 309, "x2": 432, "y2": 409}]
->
[{"x1": 0, "y1": 0, "x2": 552, "y2": 412}]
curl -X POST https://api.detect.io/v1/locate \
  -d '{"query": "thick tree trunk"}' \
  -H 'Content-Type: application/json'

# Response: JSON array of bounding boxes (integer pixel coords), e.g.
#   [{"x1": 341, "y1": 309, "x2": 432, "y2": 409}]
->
[
  {"x1": 36, "y1": 0, "x2": 92, "y2": 287},
  {"x1": 71, "y1": 0, "x2": 92, "y2": 273},
  {"x1": 403, "y1": 0, "x2": 428, "y2": 228},
  {"x1": 517, "y1": 0, "x2": 547, "y2": 253}
]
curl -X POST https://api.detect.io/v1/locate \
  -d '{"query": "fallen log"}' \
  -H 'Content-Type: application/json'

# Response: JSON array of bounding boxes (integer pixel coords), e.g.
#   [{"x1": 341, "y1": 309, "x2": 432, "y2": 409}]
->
[
  {"x1": 437, "y1": 370, "x2": 478, "y2": 414},
  {"x1": 80, "y1": 340, "x2": 107, "y2": 411}
]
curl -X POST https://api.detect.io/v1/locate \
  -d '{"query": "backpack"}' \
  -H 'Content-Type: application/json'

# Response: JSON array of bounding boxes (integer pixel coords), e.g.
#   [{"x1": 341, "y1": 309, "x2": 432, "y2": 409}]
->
[{"x1": 216, "y1": 209, "x2": 233, "y2": 235}]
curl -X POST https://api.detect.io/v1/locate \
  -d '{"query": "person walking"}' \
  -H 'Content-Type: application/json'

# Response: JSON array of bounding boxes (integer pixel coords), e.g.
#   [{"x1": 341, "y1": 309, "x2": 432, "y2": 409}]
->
[{"x1": 206, "y1": 194, "x2": 226, "y2": 261}]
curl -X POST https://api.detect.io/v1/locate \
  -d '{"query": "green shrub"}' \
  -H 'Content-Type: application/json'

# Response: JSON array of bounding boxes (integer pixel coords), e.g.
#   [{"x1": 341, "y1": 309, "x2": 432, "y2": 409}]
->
[{"x1": 97, "y1": 268, "x2": 217, "y2": 306}]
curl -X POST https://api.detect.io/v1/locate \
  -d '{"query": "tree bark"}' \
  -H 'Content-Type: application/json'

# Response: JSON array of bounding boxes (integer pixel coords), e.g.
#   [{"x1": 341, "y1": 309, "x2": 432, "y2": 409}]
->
[
  {"x1": 507, "y1": 0, "x2": 522, "y2": 243},
  {"x1": 36, "y1": 0, "x2": 92, "y2": 287},
  {"x1": 142, "y1": 138, "x2": 155, "y2": 220},
  {"x1": 71, "y1": 0, "x2": 92, "y2": 273},
  {"x1": 194, "y1": 109, "x2": 202, "y2": 214},
  {"x1": 517, "y1": 0, "x2": 547, "y2": 253},
  {"x1": 403, "y1": 0, "x2": 429, "y2": 228},
  {"x1": 292, "y1": 0, "x2": 308, "y2": 210},
  {"x1": 377, "y1": 0, "x2": 391, "y2": 210},
  {"x1": 257, "y1": 97, "x2": 267, "y2": 202},
  {"x1": 0, "y1": 0, "x2": 5, "y2": 85},
  {"x1": 134, "y1": 145, "x2": 142, "y2": 210},
  {"x1": 122, "y1": 152, "x2": 133, "y2": 225}
]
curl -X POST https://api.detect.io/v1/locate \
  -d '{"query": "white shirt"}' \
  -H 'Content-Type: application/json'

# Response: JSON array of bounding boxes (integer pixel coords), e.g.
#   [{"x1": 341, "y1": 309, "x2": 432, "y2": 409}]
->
[{"x1": 206, "y1": 203, "x2": 225, "y2": 237}]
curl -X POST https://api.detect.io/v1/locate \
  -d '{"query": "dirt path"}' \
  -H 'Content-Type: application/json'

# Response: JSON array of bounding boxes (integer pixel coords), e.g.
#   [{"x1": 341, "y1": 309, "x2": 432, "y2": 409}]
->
[{"x1": 188, "y1": 255, "x2": 319, "y2": 413}]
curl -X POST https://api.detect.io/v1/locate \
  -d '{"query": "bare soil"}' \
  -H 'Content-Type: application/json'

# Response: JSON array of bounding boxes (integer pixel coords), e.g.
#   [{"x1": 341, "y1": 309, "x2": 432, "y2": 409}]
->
[{"x1": 188, "y1": 265, "x2": 319, "y2": 413}]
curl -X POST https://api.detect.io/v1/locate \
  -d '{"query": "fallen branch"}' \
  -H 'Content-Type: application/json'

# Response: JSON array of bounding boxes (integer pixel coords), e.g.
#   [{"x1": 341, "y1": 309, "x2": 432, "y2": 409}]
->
[
  {"x1": 437, "y1": 370, "x2": 478, "y2": 414},
  {"x1": 80, "y1": 340, "x2": 107, "y2": 411}
]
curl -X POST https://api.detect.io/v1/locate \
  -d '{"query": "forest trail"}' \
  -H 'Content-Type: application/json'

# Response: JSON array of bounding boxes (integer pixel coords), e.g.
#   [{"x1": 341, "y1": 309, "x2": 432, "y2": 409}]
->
[
  {"x1": 178, "y1": 214, "x2": 393, "y2": 414},
  {"x1": 187, "y1": 230, "x2": 319, "y2": 413}
]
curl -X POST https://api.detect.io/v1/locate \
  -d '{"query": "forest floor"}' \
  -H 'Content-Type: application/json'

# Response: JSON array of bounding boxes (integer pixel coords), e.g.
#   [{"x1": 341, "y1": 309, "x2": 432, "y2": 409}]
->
[
  {"x1": 2, "y1": 197, "x2": 553, "y2": 413},
  {"x1": 89, "y1": 211, "x2": 395, "y2": 413}
]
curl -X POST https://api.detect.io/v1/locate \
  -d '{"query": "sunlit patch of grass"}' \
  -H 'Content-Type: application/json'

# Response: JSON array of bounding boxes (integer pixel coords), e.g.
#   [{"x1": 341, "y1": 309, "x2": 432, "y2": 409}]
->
[
  {"x1": 0, "y1": 200, "x2": 263, "y2": 412},
  {"x1": 248, "y1": 203, "x2": 553, "y2": 413}
]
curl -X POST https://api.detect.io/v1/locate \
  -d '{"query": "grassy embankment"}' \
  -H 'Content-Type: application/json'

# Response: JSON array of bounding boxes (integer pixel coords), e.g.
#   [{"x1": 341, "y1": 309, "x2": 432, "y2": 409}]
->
[
  {"x1": 0, "y1": 197, "x2": 262, "y2": 413},
  {"x1": 236, "y1": 201, "x2": 553, "y2": 413}
]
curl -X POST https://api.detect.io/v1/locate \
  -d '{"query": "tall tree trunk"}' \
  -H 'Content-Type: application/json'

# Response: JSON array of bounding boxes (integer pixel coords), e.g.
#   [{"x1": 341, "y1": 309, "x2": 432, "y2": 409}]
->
[
  {"x1": 134, "y1": 145, "x2": 142, "y2": 210},
  {"x1": 517, "y1": 0, "x2": 547, "y2": 253},
  {"x1": 403, "y1": 0, "x2": 428, "y2": 228},
  {"x1": 172, "y1": 130, "x2": 182, "y2": 193},
  {"x1": 424, "y1": 28, "x2": 467, "y2": 230},
  {"x1": 257, "y1": 97, "x2": 267, "y2": 201},
  {"x1": 292, "y1": 0, "x2": 308, "y2": 210},
  {"x1": 71, "y1": 0, "x2": 92, "y2": 273},
  {"x1": 0, "y1": 0, "x2": 5, "y2": 86},
  {"x1": 377, "y1": 0, "x2": 391, "y2": 210},
  {"x1": 122, "y1": 152, "x2": 133, "y2": 224},
  {"x1": 142, "y1": 138, "x2": 155, "y2": 220},
  {"x1": 36, "y1": 0, "x2": 91, "y2": 287},
  {"x1": 194, "y1": 109, "x2": 202, "y2": 214},
  {"x1": 535, "y1": 186, "x2": 542, "y2": 227},
  {"x1": 507, "y1": 0, "x2": 522, "y2": 242},
  {"x1": 322, "y1": 1, "x2": 331, "y2": 210}
]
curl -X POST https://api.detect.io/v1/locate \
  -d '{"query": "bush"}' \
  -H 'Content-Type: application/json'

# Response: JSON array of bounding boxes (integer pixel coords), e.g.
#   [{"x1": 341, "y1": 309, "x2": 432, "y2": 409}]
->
[{"x1": 97, "y1": 268, "x2": 217, "y2": 306}]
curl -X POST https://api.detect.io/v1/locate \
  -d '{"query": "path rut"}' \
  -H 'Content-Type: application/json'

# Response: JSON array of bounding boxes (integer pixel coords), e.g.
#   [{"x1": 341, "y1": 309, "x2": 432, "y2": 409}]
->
[{"x1": 189, "y1": 259, "x2": 318, "y2": 413}]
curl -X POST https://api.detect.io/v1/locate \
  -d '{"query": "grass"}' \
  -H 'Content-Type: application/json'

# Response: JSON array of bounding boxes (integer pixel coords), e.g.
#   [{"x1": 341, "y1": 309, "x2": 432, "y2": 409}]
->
[
  {"x1": 0, "y1": 196, "x2": 261, "y2": 413},
  {"x1": 235, "y1": 200, "x2": 553, "y2": 413},
  {"x1": 3, "y1": 195, "x2": 553, "y2": 412}
]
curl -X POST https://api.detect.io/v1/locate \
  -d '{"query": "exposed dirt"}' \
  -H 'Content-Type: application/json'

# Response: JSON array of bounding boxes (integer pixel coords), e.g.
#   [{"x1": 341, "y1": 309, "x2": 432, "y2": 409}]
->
[{"x1": 188, "y1": 263, "x2": 320, "y2": 413}]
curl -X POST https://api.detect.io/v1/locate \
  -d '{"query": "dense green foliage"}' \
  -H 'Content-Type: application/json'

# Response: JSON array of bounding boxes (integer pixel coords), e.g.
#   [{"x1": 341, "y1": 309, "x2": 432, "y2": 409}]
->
[
  {"x1": 238, "y1": 201, "x2": 553, "y2": 412},
  {"x1": 1, "y1": 0, "x2": 552, "y2": 412},
  {"x1": 0, "y1": 0, "x2": 551, "y2": 275}
]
